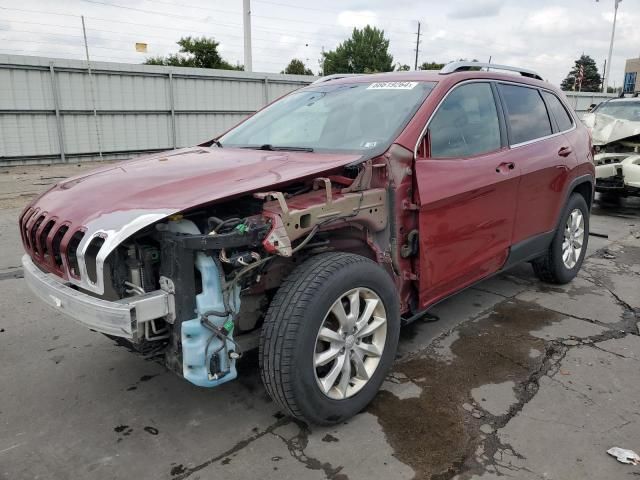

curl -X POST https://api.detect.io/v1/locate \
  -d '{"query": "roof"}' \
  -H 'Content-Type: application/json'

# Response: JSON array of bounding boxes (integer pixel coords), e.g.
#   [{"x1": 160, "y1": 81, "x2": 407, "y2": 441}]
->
[
  {"x1": 305, "y1": 69, "x2": 549, "y2": 90},
  {"x1": 310, "y1": 62, "x2": 545, "y2": 87}
]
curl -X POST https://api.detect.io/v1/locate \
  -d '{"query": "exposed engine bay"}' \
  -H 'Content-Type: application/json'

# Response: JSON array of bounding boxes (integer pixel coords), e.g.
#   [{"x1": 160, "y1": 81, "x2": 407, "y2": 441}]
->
[
  {"x1": 583, "y1": 102, "x2": 640, "y2": 197},
  {"x1": 99, "y1": 161, "x2": 394, "y2": 387}
]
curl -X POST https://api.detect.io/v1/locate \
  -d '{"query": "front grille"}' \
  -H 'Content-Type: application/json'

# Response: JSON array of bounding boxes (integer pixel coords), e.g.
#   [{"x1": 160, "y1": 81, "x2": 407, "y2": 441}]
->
[{"x1": 20, "y1": 212, "x2": 87, "y2": 280}]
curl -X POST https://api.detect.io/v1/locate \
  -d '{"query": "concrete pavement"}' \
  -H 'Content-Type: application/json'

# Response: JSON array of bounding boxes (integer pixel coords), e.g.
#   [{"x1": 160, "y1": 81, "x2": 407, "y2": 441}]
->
[{"x1": 1, "y1": 165, "x2": 639, "y2": 479}]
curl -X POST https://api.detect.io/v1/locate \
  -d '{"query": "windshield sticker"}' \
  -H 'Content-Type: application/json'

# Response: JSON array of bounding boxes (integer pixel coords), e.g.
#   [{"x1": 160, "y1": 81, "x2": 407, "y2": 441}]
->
[{"x1": 367, "y1": 81, "x2": 418, "y2": 90}]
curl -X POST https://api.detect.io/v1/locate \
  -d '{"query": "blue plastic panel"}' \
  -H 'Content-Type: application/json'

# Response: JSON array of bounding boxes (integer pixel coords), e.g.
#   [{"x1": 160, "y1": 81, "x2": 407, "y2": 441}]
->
[{"x1": 181, "y1": 252, "x2": 240, "y2": 387}]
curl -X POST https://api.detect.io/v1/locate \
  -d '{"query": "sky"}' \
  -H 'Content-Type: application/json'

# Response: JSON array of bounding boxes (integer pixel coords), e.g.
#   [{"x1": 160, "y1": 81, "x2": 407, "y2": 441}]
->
[{"x1": 0, "y1": 0, "x2": 639, "y2": 87}]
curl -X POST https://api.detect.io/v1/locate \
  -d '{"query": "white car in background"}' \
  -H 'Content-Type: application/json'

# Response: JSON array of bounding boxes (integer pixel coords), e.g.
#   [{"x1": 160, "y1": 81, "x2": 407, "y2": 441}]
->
[{"x1": 583, "y1": 97, "x2": 640, "y2": 198}]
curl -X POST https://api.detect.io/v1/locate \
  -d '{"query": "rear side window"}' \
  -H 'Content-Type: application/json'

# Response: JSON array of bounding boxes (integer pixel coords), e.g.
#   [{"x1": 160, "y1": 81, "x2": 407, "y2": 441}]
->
[
  {"x1": 541, "y1": 91, "x2": 574, "y2": 132},
  {"x1": 499, "y1": 84, "x2": 552, "y2": 145},
  {"x1": 428, "y1": 82, "x2": 501, "y2": 158}
]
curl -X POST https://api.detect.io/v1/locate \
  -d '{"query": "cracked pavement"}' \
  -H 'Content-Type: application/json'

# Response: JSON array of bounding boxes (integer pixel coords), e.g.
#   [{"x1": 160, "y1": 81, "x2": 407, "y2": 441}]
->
[{"x1": 1, "y1": 165, "x2": 640, "y2": 479}]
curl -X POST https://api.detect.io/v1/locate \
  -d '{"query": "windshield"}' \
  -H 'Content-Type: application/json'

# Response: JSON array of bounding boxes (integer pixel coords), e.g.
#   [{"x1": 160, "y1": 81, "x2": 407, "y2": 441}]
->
[
  {"x1": 219, "y1": 81, "x2": 436, "y2": 154},
  {"x1": 594, "y1": 101, "x2": 640, "y2": 122}
]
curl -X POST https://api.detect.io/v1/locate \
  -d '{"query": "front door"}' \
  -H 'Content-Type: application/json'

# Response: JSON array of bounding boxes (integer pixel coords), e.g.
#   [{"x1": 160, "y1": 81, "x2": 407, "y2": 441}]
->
[{"x1": 414, "y1": 81, "x2": 520, "y2": 309}]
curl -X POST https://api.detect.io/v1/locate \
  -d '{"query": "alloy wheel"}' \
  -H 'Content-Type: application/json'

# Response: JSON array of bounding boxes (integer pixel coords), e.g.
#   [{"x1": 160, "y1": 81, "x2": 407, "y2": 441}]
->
[
  {"x1": 313, "y1": 287, "x2": 387, "y2": 400},
  {"x1": 562, "y1": 208, "x2": 585, "y2": 269}
]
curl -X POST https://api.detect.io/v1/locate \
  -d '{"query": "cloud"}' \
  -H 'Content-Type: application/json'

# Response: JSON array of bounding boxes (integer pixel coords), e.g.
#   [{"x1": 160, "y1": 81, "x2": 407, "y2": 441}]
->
[
  {"x1": 448, "y1": 0, "x2": 504, "y2": 19},
  {"x1": 337, "y1": 10, "x2": 379, "y2": 30}
]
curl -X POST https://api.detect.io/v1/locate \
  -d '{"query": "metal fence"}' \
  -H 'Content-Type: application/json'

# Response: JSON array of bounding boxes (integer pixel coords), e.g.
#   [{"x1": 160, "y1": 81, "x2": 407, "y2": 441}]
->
[
  {"x1": 0, "y1": 55, "x2": 621, "y2": 166},
  {"x1": 0, "y1": 54, "x2": 315, "y2": 166}
]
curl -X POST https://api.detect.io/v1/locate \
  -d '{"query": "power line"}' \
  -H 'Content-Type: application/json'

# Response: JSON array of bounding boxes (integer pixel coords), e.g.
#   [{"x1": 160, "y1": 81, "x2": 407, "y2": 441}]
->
[
  {"x1": 0, "y1": 5, "x2": 78, "y2": 18},
  {"x1": 79, "y1": 0, "x2": 416, "y2": 38},
  {"x1": 1, "y1": 4, "x2": 416, "y2": 51},
  {"x1": 0, "y1": 3, "x2": 420, "y2": 70},
  {"x1": 252, "y1": 0, "x2": 418, "y2": 24},
  {"x1": 138, "y1": 0, "x2": 241, "y2": 16},
  {"x1": 80, "y1": 0, "x2": 244, "y2": 28},
  {"x1": 2, "y1": 13, "x2": 318, "y2": 47}
]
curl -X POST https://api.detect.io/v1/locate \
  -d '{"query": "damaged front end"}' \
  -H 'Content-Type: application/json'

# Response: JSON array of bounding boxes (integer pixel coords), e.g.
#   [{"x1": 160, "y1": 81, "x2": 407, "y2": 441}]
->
[
  {"x1": 23, "y1": 158, "x2": 396, "y2": 388},
  {"x1": 124, "y1": 167, "x2": 389, "y2": 386},
  {"x1": 584, "y1": 104, "x2": 640, "y2": 197}
]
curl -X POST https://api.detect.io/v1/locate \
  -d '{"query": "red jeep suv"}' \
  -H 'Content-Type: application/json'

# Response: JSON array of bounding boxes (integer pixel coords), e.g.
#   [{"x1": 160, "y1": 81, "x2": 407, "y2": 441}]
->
[{"x1": 20, "y1": 62, "x2": 594, "y2": 424}]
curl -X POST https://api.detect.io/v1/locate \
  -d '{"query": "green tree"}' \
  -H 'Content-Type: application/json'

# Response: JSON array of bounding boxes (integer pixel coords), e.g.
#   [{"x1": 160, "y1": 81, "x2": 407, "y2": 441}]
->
[
  {"x1": 420, "y1": 61, "x2": 446, "y2": 70},
  {"x1": 282, "y1": 58, "x2": 313, "y2": 75},
  {"x1": 395, "y1": 63, "x2": 411, "y2": 71},
  {"x1": 561, "y1": 54, "x2": 602, "y2": 92},
  {"x1": 144, "y1": 36, "x2": 242, "y2": 70},
  {"x1": 321, "y1": 26, "x2": 394, "y2": 75}
]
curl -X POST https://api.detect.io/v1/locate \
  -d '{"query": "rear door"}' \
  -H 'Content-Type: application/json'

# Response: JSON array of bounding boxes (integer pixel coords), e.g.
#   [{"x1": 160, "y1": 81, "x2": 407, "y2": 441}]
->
[
  {"x1": 414, "y1": 81, "x2": 520, "y2": 308},
  {"x1": 496, "y1": 84, "x2": 577, "y2": 245}
]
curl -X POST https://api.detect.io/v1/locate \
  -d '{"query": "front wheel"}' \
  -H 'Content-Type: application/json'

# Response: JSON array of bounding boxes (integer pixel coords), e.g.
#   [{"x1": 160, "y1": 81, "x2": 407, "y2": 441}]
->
[
  {"x1": 259, "y1": 252, "x2": 400, "y2": 425},
  {"x1": 532, "y1": 192, "x2": 589, "y2": 284}
]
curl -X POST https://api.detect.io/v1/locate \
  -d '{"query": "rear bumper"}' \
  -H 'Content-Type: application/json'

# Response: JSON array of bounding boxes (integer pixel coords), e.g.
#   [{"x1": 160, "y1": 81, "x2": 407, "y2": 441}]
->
[{"x1": 22, "y1": 254, "x2": 173, "y2": 340}]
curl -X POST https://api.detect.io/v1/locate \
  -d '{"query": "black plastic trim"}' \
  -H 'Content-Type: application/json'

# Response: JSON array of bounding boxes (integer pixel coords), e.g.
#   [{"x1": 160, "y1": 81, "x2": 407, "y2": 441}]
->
[{"x1": 502, "y1": 230, "x2": 555, "y2": 270}]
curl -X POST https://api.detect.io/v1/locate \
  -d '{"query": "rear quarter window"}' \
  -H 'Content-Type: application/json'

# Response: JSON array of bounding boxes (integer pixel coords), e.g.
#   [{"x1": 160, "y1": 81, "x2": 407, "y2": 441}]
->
[
  {"x1": 498, "y1": 84, "x2": 552, "y2": 145},
  {"x1": 541, "y1": 91, "x2": 574, "y2": 132}
]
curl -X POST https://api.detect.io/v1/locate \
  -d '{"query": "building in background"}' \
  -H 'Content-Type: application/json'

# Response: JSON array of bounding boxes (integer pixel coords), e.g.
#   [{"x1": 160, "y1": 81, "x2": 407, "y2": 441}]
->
[{"x1": 623, "y1": 58, "x2": 640, "y2": 94}]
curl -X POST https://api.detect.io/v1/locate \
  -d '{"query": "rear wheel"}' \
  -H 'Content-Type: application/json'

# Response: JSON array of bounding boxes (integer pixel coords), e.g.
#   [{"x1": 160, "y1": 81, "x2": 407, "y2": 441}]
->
[
  {"x1": 532, "y1": 193, "x2": 589, "y2": 284},
  {"x1": 259, "y1": 252, "x2": 400, "y2": 425}
]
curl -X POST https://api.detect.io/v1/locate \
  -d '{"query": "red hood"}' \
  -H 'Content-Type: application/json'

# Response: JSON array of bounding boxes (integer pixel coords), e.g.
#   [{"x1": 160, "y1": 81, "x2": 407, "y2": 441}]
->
[
  {"x1": 20, "y1": 146, "x2": 362, "y2": 293},
  {"x1": 28, "y1": 146, "x2": 362, "y2": 225}
]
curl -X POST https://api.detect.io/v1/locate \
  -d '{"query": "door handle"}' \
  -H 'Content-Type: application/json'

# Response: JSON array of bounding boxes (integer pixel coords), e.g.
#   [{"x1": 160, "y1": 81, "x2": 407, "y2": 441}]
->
[
  {"x1": 558, "y1": 146, "x2": 573, "y2": 157},
  {"x1": 495, "y1": 162, "x2": 515, "y2": 173}
]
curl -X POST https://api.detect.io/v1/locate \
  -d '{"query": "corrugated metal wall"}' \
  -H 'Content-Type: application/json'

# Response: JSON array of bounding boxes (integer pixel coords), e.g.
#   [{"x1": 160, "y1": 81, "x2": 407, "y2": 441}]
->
[{"x1": 0, "y1": 54, "x2": 314, "y2": 166}]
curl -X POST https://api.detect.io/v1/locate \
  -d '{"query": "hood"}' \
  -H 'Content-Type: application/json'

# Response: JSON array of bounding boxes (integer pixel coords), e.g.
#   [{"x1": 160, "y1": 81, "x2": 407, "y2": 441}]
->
[
  {"x1": 27, "y1": 146, "x2": 362, "y2": 226},
  {"x1": 21, "y1": 147, "x2": 361, "y2": 293},
  {"x1": 583, "y1": 112, "x2": 640, "y2": 146}
]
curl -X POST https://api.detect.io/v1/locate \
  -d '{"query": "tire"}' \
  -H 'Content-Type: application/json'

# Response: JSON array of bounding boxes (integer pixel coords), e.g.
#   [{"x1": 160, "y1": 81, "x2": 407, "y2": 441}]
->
[
  {"x1": 259, "y1": 252, "x2": 400, "y2": 425},
  {"x1": 532, "y1": 192, "x2": 589, "y2": 284}
]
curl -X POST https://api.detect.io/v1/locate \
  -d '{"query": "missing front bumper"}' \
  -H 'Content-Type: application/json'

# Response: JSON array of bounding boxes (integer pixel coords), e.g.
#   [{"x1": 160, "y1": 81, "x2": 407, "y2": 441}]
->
[{"x1": 22, "y1": 254, "x2": 173, "y2": 340}]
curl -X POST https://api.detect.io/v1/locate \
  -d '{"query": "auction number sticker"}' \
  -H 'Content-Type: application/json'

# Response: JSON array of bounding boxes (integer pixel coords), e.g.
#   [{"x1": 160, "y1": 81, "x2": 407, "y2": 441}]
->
[{"x1": 367, "y1": 81, "x2": 418, "y2": 90}]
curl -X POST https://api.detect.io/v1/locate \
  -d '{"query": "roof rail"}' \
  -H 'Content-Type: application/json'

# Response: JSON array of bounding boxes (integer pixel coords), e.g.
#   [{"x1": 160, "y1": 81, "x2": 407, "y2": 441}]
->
[
  {"x1": 440, "y1": 61, "x2": 544, "y2": 81},
  {"x1": 311, "y1": 73, "x2": 363, "y2": 84}
]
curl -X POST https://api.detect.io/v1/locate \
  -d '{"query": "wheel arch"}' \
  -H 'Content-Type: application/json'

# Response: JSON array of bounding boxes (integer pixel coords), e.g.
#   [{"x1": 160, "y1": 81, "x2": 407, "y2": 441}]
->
[
  {"x1": 556, "y1": 174, "x2": 594, "y2": 232},
  {"x1": 571, "y1": 176, "x2": 594, "y2": 210}
]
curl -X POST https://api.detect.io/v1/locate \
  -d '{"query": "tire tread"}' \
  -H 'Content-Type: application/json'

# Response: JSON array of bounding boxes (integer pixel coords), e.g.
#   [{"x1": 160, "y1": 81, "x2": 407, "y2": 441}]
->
[{"x1": 259, "y1": 252, "x2": 373, "y2": 421}]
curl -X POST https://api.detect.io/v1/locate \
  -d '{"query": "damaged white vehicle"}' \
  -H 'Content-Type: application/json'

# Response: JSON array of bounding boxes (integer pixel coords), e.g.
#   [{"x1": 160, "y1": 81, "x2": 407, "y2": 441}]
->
[{"x1": 583, "y1": 98, "x2": 640, "y2": 197}]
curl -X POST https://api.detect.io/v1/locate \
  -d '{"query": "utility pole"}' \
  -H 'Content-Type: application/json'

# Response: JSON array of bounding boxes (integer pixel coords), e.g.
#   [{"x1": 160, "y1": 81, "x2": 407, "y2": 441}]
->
[
  {"x1": 414, "y1": 22, "x2": 421, "y2": 70},
  {"x1": 602, "y1": 58, "x2": 607, "y2": 92},
  {"x1": 243, "y1": 0, "x2": 253, "y2": 72},
  {"x1": 598, "y1": 0, "x2": 622, "y2": 93},
  {"x1": 81, "y1": 15, "x2": 102, "y2": 159}
]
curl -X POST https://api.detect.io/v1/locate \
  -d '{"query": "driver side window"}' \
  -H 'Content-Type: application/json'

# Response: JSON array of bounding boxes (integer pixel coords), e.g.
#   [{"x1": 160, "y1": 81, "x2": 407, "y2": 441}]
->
[{"x1": 428, "y1": 83, "x2": 501, "y2": 158}]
